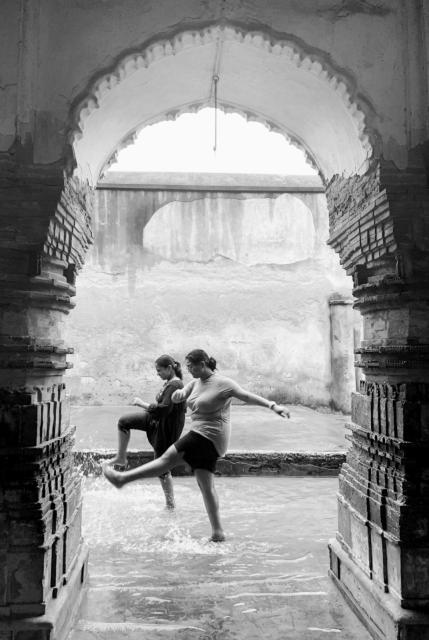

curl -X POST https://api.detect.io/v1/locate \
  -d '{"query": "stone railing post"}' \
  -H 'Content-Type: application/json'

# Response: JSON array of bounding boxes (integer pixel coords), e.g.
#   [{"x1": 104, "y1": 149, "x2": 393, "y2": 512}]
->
[
  {"x1": 329, "y1": 295, "x2": 358, "y2": 413},
  {"x1": 327, "y1": 160, "x2": 429, "y2": 639},
  {"x1": 0, "y1": 159, "x2": 93, "y2": 639}
]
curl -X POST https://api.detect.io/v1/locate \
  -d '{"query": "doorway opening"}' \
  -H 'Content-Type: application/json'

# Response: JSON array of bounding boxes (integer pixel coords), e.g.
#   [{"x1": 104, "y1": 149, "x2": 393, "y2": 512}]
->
[{"x1": 66, "y1": 108, "x2": 358, "y2": 453}]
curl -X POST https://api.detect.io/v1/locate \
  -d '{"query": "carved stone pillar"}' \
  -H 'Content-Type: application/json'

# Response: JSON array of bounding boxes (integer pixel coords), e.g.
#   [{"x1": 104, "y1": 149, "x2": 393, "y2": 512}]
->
[
  {"x1": 329, "y1": 295, "x2": 358, "y2": 413},
  {"x1": 327, "y1": 160, "x2": 429, "y2": 639},
  {"x1": 0, "y1": 157, "x2": 93, "y2": 639}
]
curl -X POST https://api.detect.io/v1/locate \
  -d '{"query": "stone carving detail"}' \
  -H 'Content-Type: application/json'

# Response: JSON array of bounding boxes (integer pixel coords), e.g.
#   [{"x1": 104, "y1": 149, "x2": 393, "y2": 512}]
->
[
  {"x1": 326, "y1": 162, "x2": 381, "y2": 229},
  {"x1": 328, "y1": 159, "x2": 429, "y2": 633},
  {"x1": 338, "y1": 377, "x2": 429, "y2": 605},
  {"x1": 0, "y1": 383, "x2": 87, "y2": 618},
  {"x1": 0, "y1": 161, "x2": 92, "y2": 634},
  {"x1": 327, "y1": 161, "x2": 429, "y2": 286},
  {"x1": 327, "y1": 162, "x2": 396, "y2": 280},
  {"x1": 352, "y1": 379, "x2": 429, "y2": 440},
  {"x1": 0, "y1": 335, "x2": 74, "y2": 373},
  {"x1": 44, "y1": 176, "x2": 95, "y2": 271},
  {"x1": 356, "y1": 345, "x2": 429, "y2": 370}
]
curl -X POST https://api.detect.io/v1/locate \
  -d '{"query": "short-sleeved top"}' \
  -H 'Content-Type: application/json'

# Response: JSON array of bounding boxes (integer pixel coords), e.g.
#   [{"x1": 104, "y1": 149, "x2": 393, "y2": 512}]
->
[
  {"x1": 183, "y1": 373, "x2": 243, "y2": 457},
  {"x1": 146, "y1": 378, "x2": 186, "y2": 442}
]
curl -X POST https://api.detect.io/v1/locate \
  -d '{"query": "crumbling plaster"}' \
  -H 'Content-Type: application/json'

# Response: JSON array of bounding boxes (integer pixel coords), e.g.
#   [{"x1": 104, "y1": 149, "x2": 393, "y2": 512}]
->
[
  {"x1": 3, "y1": 0, "x2": 426, "y2": 179},
  {"x1": 0, "y1": 1, "x2": 19, "y2": 150}
]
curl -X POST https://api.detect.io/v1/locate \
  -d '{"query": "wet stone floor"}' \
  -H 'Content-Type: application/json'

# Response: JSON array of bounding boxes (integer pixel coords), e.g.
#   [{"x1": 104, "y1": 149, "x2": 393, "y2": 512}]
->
[{"x1": 70, "y1": 476, "x2": 371, "y2": 640}]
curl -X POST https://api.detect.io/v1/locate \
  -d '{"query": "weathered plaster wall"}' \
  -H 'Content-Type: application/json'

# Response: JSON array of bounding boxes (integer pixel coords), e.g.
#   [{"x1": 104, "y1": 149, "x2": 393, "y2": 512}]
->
[
  {"x1": 41, "y1": 0, "x2": 402, "y2": 141},
  {"x1": 143, "y1": 196, "x2": 316, "y2": 264},
  {"x1": 0, "y1": 1, "x2": 18, "y2": 151},
  {"x1": 64, "y1": 189, "x2": 354, "y2": 408}
]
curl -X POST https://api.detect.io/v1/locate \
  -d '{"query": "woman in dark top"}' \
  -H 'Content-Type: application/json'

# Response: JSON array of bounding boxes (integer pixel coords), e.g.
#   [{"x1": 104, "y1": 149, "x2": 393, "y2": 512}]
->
[{"x1": 108, "y1": 354, "x2": 186, "y2": 509}]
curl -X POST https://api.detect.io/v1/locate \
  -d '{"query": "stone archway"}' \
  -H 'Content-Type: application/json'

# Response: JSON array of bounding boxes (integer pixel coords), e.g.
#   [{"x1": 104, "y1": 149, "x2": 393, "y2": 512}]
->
[
  {"x1": 2, "y1": 16, "x2": 429, "y2": 640},
  {"x1": 67, "y1": 25, "x2": 429, "y2": 637},
  {"x1": 69, "y1": 23, "x2": 375, "y2": 185}
]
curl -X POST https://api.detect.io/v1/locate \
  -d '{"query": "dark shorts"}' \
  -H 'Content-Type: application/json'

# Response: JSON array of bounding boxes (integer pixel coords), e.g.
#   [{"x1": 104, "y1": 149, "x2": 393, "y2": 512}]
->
[
  {"x1": 174, "y1": 430, "x2": 219, "y2": 473},
  {"x1": 118, "y1": 411, "x2": 179, "y2": 459}
]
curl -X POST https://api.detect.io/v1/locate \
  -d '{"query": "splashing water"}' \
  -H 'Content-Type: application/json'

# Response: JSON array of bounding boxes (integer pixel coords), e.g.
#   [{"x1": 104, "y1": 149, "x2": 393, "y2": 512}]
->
[{"x1": 71, "y1": 476, "x2": 372, "y2": 640}]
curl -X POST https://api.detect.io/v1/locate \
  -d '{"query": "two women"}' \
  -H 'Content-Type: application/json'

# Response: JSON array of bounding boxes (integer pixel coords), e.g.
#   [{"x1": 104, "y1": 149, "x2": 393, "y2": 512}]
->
[
  {"x1": 104, "y1": 349, "x2": 290, "y2": 541},
  {"x1": 108, "y1": 354, "x2": 186, "y2": 509}
]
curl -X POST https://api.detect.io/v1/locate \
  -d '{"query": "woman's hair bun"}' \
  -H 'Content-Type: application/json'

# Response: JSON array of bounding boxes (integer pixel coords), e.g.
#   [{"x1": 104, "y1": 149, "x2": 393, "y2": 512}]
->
[
  {"x1": 207, "y1": 356, "x2": 217, "y2": 370},
  {"x1": 155, "y1": 354, "x2": 183, "y2": 379},
  {"x1": 186, "y1": 349, "x2": 217, "y2": 370}
]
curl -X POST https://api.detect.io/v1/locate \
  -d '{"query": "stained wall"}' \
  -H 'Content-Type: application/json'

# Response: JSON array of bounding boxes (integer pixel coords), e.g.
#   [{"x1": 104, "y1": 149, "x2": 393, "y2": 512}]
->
[{"x1": 64, "y1": 186, "x2": 356, "y2": 408}]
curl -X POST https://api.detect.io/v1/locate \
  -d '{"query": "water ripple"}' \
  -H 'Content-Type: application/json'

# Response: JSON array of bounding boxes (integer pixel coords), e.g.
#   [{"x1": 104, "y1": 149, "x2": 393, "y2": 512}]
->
[{"x1": 226, "y1": 591, "x2": 327, "y2": 599}]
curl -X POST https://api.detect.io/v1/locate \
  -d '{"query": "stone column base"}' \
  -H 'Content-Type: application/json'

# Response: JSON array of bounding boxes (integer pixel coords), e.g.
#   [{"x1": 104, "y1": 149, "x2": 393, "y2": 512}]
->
[
  {"x1": 329, "y1": 539, "x2": 429, "y2": 640},
  {"x1": 0, "y1": 542, "x2": 89, "y2": 640}
]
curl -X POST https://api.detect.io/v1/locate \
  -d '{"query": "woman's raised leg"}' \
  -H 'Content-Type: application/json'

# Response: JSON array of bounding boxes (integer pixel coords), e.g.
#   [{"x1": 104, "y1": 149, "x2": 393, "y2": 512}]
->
[
  {"x1": 194, "y1": 468, "x2": 225, "y2": 542},
  {"x1": 110, "y1": 426, "x2": 130, "y2": 467},
  {"x1": 110, "y1": 412, "x2": 150, "y2": 467},
  {"x1": 103, "y1": 444, "x2": 184, "y2": 489}
]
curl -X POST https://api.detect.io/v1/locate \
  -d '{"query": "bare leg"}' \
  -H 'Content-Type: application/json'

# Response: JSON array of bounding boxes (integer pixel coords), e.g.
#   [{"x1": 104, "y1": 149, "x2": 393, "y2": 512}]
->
[
  {"x1": 103, "y1": 444, "x2": 184, "y2": 488},
  {"x1": 159, "y1": 472, "x2": 175, "y2": 509},
  {"x1": 194, "y1": 468, "x2": 225, "y2": 542},
  {"x1": 110, "y1": 412, "x2": 151, "y2": 467},
  {"x1": 110, "y1": 427, "x2": 130, "y2": 467}
]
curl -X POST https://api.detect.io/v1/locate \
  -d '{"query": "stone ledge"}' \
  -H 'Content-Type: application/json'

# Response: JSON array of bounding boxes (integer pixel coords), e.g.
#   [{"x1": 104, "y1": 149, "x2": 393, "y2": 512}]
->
[
  {"x1": 74, "y1": 449, "x2": 346, "y2": 477},
  {"x1": 99, "y1": 171, "x2": 324, "y2": 192}
]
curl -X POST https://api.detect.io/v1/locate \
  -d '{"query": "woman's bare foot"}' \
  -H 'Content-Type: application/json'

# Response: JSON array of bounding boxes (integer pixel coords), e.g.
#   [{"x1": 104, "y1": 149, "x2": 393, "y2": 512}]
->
[
  {"x1": 102, "y1": 462, "x2": 126, "y2": 488},
  {"x1": 109, "y1": 456, "x2": 127, "y2": 468},
  {"x1": 210, "y1": 530, "x2": 226, "y2": 542}
]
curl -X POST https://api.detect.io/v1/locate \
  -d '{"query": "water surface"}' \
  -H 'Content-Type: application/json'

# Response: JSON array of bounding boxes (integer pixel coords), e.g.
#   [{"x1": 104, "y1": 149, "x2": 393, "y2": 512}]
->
[
  {"x1": 71, "y1": 405, "x2": 349, "y2": 452},
  {"x1": 70, "y1": 476, "x2": 369, "y2": 640}
]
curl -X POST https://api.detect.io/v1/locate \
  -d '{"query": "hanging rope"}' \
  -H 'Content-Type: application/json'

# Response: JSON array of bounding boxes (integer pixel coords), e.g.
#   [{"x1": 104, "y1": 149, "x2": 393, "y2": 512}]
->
[
  {"x1": 213, "y1": 74, "x2": 219, "y2": 152},
  {"x1": 210, "y1": 25, "x2": 224, "y2": 154}
]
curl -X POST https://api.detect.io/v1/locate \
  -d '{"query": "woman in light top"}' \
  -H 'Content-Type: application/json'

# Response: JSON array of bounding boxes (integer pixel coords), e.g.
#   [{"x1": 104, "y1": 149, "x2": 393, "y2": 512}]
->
[{"x1": 103, "y1": 349, "x2": 290, "y2": 541}]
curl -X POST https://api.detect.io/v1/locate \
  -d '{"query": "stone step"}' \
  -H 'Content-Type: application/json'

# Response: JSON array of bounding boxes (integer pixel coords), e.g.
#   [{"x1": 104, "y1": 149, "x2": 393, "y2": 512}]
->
[{"x1": 74, "y1": 449, "x2": 346, "y2": 476}]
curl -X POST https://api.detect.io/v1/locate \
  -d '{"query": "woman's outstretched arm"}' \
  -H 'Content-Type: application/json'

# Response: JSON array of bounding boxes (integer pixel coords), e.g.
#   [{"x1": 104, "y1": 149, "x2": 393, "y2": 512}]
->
[
  {"x1": 171, "y1": 379, "x2": 195, "y2": 403},
  {"x1": 231, "y1": 385, "x2": 290, "y2": 418}
]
